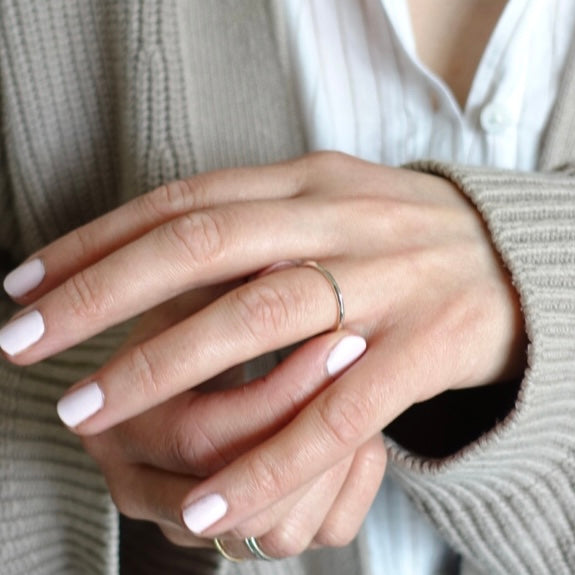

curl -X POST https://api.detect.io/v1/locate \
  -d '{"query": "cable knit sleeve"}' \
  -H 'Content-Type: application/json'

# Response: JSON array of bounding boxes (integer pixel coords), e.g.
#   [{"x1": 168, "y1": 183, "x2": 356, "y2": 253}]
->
[{"x1": 388, "y1": 161, "x2": 575, "y2": 575}]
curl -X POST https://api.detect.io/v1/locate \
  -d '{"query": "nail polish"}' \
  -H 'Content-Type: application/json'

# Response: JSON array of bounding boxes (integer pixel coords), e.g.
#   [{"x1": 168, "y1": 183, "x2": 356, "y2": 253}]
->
[
  {"x1": 57, "y1": 382, "x2": 104, "y2": 428},
  {"x1": 182, "y1": 494, "x2": 228, "y2": 534},
  {"x1": 0, "y1": 310, "x2": 45, "y2": 356},
  {"x1": 326, "y1": 335, "x2": 367, "y2": 376},
  {"x1": 4, "y1": 259, "x2": 45, "y2": 298}
]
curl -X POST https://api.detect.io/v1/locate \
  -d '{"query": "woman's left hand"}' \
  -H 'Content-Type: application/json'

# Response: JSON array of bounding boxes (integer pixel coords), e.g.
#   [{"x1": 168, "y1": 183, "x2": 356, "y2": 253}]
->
[
  {"x1": 83, "y1": 317, "x2": 384, "y2": 557},
  {"x1": 1, "y1": 152, "x2": 526, "y2": 539}
]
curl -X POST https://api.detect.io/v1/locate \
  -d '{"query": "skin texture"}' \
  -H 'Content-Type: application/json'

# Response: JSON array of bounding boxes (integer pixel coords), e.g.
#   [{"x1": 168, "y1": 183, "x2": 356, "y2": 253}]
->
[{"x1": 1, "y1": 153, "x2": 526, "y2": 556}]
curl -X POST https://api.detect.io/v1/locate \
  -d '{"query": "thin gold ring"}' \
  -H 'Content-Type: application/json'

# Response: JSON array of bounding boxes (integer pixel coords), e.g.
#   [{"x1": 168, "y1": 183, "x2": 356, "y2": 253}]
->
[
  {"x1": 213, "y1": 537, "x2": 244, "y2": 562},
  {"x1": 298, "y1": 260, "x2": 345, "y2": 331},
  {"x1": 244, "y1": 536, "x2": 275, "y2": 561}
]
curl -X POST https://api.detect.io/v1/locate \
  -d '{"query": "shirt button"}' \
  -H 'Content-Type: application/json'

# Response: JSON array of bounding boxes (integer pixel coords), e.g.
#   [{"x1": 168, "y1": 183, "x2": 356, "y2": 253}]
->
[{"x1": 480, "y1": 104, "x2": 512, "y2": 134}]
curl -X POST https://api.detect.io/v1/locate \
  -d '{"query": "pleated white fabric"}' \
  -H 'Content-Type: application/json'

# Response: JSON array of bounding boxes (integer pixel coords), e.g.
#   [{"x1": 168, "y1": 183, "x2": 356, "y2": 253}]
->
[{"x1": 281, "y1": 0, "x2": 575, "y2": 170}]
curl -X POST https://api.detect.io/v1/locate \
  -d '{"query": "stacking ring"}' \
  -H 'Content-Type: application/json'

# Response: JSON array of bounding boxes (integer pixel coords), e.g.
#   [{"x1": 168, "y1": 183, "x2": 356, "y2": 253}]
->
[
  {"x1": 213, "y1": 537, "x2": 243, "y2": 562},
  {"x1": 298, "y1": 260, "x2": 345, "y2": 331},
  {"x1": 213, "y1": 536, "x2": 276, "y2": 562},
  {"x1": 244, "y1": 536, "x2": 275, "y2": 561}
]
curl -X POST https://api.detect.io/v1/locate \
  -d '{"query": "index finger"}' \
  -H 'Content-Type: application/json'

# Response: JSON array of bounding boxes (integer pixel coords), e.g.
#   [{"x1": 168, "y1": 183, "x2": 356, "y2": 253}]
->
[{"x1": 3, "y1": 159, "x2": 305, "y2": 302}]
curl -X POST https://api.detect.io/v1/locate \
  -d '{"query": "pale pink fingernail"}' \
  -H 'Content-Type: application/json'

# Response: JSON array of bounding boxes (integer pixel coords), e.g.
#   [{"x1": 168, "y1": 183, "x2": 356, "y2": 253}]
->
[
  {"x1": 57, "y1": 382, "x2": 104, "y2": 428},
  {"x1": 326, "y1": 335, "x2": 367, "y2": 376},
  {"x1": 182, "y1": 494, "x2": 228, "y2": 534},
  {"x1": 0, "y1": 310, "x2": 45, "y2": 355},
  {"x1": 4, "y1": 259, "x2": 45, "y2": 298}
]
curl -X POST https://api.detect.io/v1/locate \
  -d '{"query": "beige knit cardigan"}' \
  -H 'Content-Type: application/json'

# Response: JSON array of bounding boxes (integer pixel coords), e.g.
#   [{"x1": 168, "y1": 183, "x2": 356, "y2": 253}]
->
[{"x1": 1, "y1": 2, "x2": 574, "y2": 574}]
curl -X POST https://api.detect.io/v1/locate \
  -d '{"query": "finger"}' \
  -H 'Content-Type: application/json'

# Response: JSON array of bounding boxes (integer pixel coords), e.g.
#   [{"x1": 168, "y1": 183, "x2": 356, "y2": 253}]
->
[
  {"x1": 313, "y1": 433, "x2": 386, "y2": 549},
  {"x1": 109, "y1": 331, "x2": 367, "y2": 475},
  {"x1": 3, "y1": 159, "x2": 309, "y2": 303},
  {"x1": 101, "y1": 460, "x2": 202, "y2": 537},
  {"x1": 251, "y1": 455, "x2": 355, "y2": 558},
  {"x1": 55, "y1": 263, "x2": 368, "y2": 434},
  {"x1": 119, "y1": 283, "x2": 237, "y2": 351},
  {"x1": 215, "y1": 456, "x2": 353, "y2": 560},
  {"x1": 107, "y1": 454, "x2": 343, "y2": 547},
  {"x1": 178, "y1": 344, "x2": 414, "y2": 537},
  {"x1": 0, "y1": 198, "x2": 347, "y2": 363},
  {"x1": 156, "y1": 523, "x2": 214, "y2": 550}
]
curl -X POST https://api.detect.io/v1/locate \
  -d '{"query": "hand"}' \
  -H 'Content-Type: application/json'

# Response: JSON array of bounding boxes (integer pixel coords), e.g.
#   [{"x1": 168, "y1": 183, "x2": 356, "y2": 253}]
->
[
  {"x1": 1, "y1": 152, "x2": 526, "y2": 540},
  {"x1": 84, "y1": 327, "x2": 383, "y2": 557}
]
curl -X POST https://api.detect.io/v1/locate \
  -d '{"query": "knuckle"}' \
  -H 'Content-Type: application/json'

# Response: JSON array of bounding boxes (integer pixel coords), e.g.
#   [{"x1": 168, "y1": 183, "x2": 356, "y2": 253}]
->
[
  {"x1": 108, "y1": 484, "x2": 139, "y2": 519},
  {"x1": 126, "y1": 343, "x2": 165, "y2": 401},
  {"x1": 141, "y1": 176, "x2": 211, "y2": 219},
  {"x1": 141, "y1": 181, "x2": 188, "y2": 218},
  {"x1": 315, "y1": 521, "x2": 356, "y2": 548},
  {"x1": 81, "y1": 434, "x2": 108, "y2": 464},
  {"x1": 65, "y1": 268, "x2": 111, "y2": 319},
  {"x1": 309, "y1": 150, "x2": 350, "y2": 172},
  {"x1": 361, "y1": 437, "x2": 388, "y2": 474},
  {"x1": 231, "y1": 282, "x2": 296, "y2": 342},
  {"x1": 171, "y1": 416, "x2": 228, "y2": 476},
  {"x1": 72, "y1": 224, "x2": 99, "y2": 260},
  {"x1": 317, "y1": 390, "x2": 370, "y2": 448},
  {"x1": 97, "y1": 467, "x2": 139, "y2": 519},
  {"x1": 266, "y1": 526, "x2": 310, "y2": 558},
  {"x1": 165, "y1": 210, "x2": 225, "y2": 267},
  {"x1": 245, "y1": 450, "x2": 289, "y2": 505},
  {"x1": 170, "y1": 422, "x2": 200, "y2": 472}
]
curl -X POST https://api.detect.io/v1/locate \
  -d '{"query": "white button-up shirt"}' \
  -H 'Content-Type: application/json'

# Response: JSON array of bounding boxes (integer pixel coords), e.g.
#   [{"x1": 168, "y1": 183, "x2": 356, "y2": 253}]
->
[{"x1": 281, "y1": 0, "x2": 575, "y2": 170}]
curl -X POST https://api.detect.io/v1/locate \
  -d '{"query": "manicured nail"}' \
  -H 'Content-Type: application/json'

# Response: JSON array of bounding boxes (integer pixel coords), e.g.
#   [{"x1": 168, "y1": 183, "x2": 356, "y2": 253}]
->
[
  {"x1": 326, "y1": 335, "x2": 367, "y2": 376},
  {"x1": 4, "y1": 259, "x2": 45, "y2": 298},
  {"x1": 57, "y1": 382, "x2": 104, "y2": 428},
  {"x1": 182, "y1": 494, "x2": 228, "y2": 534},
  {"x1": 0, "y1": 310, "x2": 45, "y2": 356}
]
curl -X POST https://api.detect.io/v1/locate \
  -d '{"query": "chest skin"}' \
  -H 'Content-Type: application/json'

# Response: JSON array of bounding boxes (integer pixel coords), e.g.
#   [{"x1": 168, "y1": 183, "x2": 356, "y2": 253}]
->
[{"x1": 407, "y1": 0, "x2": 507, "y2": 108}]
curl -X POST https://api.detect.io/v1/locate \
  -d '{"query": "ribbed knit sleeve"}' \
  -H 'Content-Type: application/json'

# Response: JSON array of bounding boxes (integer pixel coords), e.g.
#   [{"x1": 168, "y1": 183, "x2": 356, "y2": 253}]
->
[
  {"x1": 389, "y1": 162, "x2": 575, "y2": 575},
  {"x1": 0, "y1": 328, "x2": 129, "y2": 575}
]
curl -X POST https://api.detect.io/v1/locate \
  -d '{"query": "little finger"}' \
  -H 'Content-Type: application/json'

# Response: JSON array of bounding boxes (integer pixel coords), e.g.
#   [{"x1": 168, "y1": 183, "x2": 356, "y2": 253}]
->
[{"x1": 313, "y1": 433, "x2": 386, "y2": 549}]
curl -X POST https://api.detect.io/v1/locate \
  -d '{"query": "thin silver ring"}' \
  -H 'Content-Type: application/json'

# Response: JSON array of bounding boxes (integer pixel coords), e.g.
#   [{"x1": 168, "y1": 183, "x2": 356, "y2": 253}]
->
[
  {"x1": 213, "y1": 537, "x2": 243, "y2": 562},
  {"x1": 298, "y1": 260, "x2": 345, "y2": 331},
  {"x1": 244, "y1": 536, "x2": 275, "y2": 561}
]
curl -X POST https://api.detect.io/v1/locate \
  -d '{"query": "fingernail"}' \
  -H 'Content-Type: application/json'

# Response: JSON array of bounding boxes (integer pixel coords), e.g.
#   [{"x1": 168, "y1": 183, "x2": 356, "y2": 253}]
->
[
  {"x1": 4, "y1": 259, "x2": 45, "y2": 298},
  {"x1": 182, "y1": 494, "x2": 228, "y2": 534},
  {"x1": 0, "y1": 310, "x2": 45, "y2": 355},
  {"x1": 326, "y1": 335, "x2": 367, "y2": 376},
  {"x1": 57, "y1": 382, "x2": 104, "y2": 428}
]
